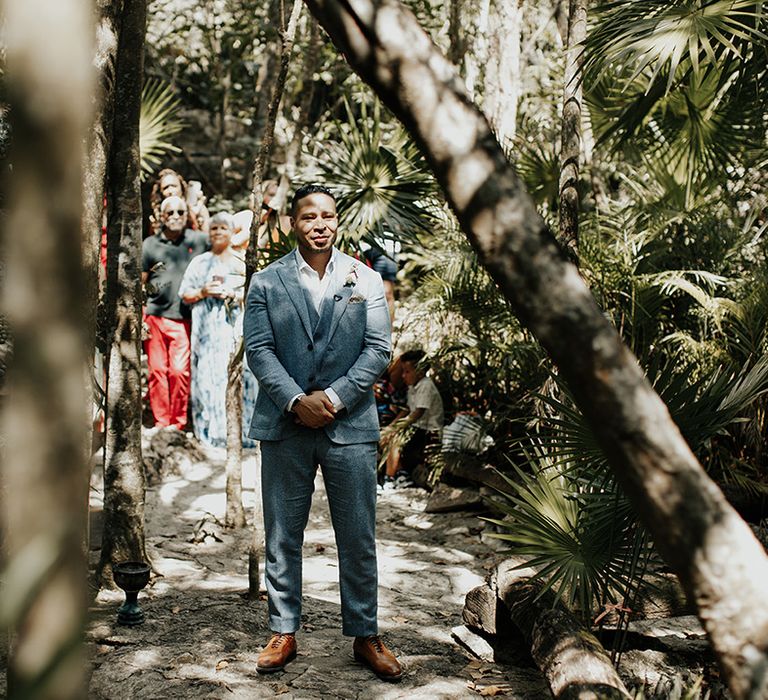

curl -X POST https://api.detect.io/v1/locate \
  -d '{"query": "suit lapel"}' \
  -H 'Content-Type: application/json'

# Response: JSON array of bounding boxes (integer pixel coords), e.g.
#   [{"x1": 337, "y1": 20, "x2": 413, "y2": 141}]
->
[
  {"x1": 327, "y1": 257, "x2": 358, "y2": 342},
  {"x1": 276, "y1": 256, "x2": 314, "y2": 340}
]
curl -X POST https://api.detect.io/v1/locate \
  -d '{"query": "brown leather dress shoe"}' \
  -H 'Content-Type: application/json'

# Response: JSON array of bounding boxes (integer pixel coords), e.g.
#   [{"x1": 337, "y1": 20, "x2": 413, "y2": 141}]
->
[
  {"x1": 353, "y1": 635, "x2": 403, "y2": 681},
  {"x1": 256, "y1": 632, "x2": 297, "y2": 673}
]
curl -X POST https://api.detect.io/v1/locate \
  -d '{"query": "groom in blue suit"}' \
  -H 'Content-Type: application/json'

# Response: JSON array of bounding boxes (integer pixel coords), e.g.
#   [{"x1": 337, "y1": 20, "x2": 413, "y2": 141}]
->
[{"x1": 243, "y1": 184, "x2": 402, "y2": 681}]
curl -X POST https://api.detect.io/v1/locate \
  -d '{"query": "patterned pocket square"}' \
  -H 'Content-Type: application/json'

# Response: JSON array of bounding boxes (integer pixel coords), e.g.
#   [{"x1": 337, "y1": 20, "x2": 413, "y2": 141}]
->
[{"x1": 349, "y1": 294, "x2": 367, "y2": 304}]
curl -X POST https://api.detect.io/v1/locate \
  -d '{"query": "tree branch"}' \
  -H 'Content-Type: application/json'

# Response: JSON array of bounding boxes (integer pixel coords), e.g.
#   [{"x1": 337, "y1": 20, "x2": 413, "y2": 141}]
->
[{"x1": 301, "y1": 1, "x2": 768, "y2": 697}]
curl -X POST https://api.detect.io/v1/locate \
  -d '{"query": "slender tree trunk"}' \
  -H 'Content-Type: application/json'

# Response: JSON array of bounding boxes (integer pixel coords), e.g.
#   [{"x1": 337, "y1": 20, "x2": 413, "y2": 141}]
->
[
  {"x1": 483, "y1": 0, "x2": 522, "y2": 148},
  {"x1": 98, "y1": 0, "x2": 149, "y2": 586},
  {"x1": 225, "y1": 343, "x2": 246, "y2": 529},
  {"x1": 557, "y1": 0, "x2": 587, "y2": 259},
  {"x1": 83, "y1": 0, "x2": 123, "y2": 548},
  {"x1": 447, "y1": 0, "x2": 464, "y2": 67},
  {"x1": 283, "y1": 15, "x2": 321, "y2": 179},
  {"x1": 247, "y1": 0, "x2": 304, "y2": 251},
  {"x1": 83, "y1": 0, "x2": 122, "y2": 335},
  {"x1": 301, "y1": 2, "x2": 768, "y2": 698},
  {"x1": 463, "y1": 0, "x2": 490, "y2": 100},
  {"x1": 1, "y1": 0, "x2": 93, "y2": 696},
  {"x1": 238, "y1": 0, "x2": 303, "y2": 599}
]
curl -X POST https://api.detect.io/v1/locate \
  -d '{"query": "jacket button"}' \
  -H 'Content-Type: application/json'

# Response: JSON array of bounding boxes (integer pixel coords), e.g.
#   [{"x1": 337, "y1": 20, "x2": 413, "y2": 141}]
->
[
  {"x1": 309, "y1": 375, "x2": 315, "y2": 382},
  {"x1": 307, "y1": 343, "x2": 313, "y2": 351}
]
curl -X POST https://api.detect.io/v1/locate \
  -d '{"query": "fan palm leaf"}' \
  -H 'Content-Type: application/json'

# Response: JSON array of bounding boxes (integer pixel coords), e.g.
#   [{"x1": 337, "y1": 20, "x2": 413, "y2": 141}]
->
[
  {"x1": 311, "y1": 98, "x2": 438, "y2": 246},
  {"x1": 485, "y1": 457, "x2": 649, "y2": 615},
  {"x1": 584, "y1": 1, "x2": 767, "y2": 94},
  {"x1": 140, "y1": 79, "x2": 184, "y2": 181}
]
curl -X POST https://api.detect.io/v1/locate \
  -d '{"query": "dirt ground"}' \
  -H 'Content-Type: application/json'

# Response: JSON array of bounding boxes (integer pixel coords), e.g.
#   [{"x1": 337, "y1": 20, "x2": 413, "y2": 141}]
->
[{"x1": 86, "y1": 439, "x2": 550, "y2": 699}]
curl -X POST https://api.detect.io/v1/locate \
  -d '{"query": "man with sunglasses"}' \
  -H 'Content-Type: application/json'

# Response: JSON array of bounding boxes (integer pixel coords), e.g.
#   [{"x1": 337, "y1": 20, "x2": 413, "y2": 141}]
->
[{"x1": 141, "y1": 195, "x2": 209, "y2": 430}]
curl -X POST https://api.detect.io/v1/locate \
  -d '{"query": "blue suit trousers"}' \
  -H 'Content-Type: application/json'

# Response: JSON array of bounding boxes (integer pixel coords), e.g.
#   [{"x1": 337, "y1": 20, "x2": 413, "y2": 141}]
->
[{"x1": 261, "y1": 432, "x2": 378, "y2": 637}]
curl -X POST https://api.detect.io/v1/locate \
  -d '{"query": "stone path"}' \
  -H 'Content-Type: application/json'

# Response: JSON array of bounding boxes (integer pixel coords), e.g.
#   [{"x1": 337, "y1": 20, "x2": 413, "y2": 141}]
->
[{"x1": 87, "y1": 445, "x2": 549, "y2": 699}]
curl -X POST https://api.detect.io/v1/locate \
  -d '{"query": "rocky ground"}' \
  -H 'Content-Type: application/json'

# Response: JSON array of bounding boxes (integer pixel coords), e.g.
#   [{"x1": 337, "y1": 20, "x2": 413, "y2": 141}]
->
[{"x1": 86, "y1": 437, "x2": 550, "y2": 699}]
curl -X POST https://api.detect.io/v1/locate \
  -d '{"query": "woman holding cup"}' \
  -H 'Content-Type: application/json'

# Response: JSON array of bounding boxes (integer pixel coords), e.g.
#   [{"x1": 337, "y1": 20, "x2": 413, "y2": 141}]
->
[{"x1": 179, "y1": 212, "x2": 257, "y2": 447}]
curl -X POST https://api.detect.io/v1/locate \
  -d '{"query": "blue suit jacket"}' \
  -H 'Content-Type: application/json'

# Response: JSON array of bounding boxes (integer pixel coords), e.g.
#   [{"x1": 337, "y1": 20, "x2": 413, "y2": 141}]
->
[{"x1": 244, "y1": 249, "x2": 391, "y2": 444}]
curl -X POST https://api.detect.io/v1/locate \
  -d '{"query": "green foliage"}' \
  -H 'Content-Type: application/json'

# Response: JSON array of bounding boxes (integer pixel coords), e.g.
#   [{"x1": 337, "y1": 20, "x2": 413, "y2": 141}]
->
[
  {"x1": 585, "y1": 0, "x2": 768, "y2": 191},
  {"x1": 139, "y1": 79, "x2": 184, "y2": 181},
  {"x1": 584, "y1": 1, "x2": 766, "y2": 94},
  {"x1": 310, "y1": 99, "x2": 439, "y2": 247},
  {"x1": 485, "y1": 458, "x2": 649, "y2": 617},
  {"x1": 485, "y1": 353, "x2": 768, "y2": 617}
]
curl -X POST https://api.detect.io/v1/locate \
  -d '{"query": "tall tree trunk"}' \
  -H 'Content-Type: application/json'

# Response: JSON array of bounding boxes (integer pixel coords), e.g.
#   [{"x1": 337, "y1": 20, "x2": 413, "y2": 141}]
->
[
  {"x1": 1, "y1": 0, "x2": 93, "y2": 696},
  {"x1": 238, "y1": 0, "x2": 303, "y2": 600},
  {"x1": 463, "y1": 0, "x2": 490, "y2": 101},
  {"x1": 301, "y1": 2, "x2": 768, "y2": 698},
  {"x1": 447, "y1": 0, "x2": 464, "y2": 67},
  {"x1": 557, "y1": 0, "x2": 587, "y2": 259},
  {"x1": 83, "y1": 0, "x2": 122, "y2": 336},
  {"x1": 83, "y1": 0, "x2": 123, "y2": 544},
  {"x1": 483, "y1": 0, "x2": 522, "y2": 148},
  {"x1": 98, "y1": 0, "x2": 149, "y2": 586}
]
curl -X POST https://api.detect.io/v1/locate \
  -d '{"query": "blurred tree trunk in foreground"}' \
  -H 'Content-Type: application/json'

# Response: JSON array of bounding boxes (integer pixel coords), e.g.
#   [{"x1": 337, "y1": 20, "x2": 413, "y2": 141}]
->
[
  {"x1": 1, "y1": 0, "x2": 93, "y2": 696},
  {"x1": 97, "y1": 0, "x2": 149, "y2": 586},
  {"x1": 557, "y1": 0, "x2": 587, "y2": 259},
  {"x1": 302, "y1": 1, "x2": 768, "y2": 698}
]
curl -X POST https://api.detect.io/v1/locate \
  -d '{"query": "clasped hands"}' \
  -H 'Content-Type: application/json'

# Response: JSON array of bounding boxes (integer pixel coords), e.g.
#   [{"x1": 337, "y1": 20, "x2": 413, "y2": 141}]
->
[{"x1": 293, "y1": 390, "x2": 336, "y2": 428}]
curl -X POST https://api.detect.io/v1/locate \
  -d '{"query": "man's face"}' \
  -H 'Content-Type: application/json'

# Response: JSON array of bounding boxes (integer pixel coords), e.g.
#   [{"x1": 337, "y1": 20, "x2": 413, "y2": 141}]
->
[
  {"x1": 160, "y1": 174, "x2": 183, "y2": 199},
  {"x1": 291, "y1": 193, "x2": 338, "y2": 255},
  {"x1": 161, "y1": 197, "x2": 188, "y2": 235}
]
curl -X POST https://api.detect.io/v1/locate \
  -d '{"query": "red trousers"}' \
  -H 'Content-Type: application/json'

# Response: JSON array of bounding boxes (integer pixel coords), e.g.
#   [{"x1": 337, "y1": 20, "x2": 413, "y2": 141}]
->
[{"x1": 145, "y1": 314, "x2": 191, "y2": 429}]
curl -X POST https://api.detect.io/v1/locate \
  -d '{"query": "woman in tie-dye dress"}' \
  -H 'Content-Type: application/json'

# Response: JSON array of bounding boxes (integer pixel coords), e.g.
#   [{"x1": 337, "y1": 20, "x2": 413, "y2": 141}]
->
[{"x1": 179, "y1": 212, "x2": 257, "y2": 447}]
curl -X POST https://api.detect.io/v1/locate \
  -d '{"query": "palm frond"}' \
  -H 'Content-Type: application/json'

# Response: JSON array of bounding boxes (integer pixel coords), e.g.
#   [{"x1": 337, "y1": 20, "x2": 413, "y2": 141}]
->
[
  {"x1": 310, "y1": 97, "x2": 439, "y2": 245},
  {"x1": 585, "y1": 1, "x2": 767, "y2": 95},
  {"x1": 485, "y1": 457, "x2": 652, "y2": 616},
  {"x1": 140, "y1": 79, "x2": 184, "y2": 181}
]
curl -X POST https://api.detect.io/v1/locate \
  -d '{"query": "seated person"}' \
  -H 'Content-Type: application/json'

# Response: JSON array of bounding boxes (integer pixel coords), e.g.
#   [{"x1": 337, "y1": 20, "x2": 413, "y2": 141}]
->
[{"x1": 381, "y1": 349, "x2": 443, "y2": 488}]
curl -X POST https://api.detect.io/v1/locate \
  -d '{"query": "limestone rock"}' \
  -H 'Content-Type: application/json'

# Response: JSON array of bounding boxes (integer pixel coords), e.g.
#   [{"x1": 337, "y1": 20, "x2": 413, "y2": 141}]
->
[
  {"x1": 425, "y1": 483, "x2": 483, "y2": 513},
  {"x1": 452, "y1": 625, "x2": 495, "y2": 662}
]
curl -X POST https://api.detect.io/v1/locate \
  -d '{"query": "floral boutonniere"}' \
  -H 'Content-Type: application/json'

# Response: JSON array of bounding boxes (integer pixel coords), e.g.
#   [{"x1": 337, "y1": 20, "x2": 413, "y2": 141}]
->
[{"x1": 343, "y1": 263, "x2": 359, "y2": 288}]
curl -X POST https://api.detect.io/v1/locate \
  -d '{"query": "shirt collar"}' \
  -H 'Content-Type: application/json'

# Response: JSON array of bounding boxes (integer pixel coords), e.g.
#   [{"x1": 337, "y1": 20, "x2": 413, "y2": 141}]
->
[{"x1": 295, "y1": 246, "x2": 338, "y2": 276}]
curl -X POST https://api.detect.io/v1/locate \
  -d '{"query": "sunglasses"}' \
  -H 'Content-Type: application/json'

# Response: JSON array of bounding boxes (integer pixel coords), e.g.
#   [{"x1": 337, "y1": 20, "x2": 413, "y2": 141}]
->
[{"x1": 164, "y1": 209, "x2": 187, "y2": 216}]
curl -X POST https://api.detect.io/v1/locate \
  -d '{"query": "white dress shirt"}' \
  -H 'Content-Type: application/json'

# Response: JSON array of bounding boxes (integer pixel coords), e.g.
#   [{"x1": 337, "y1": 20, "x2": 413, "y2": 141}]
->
[
  {"x1": 296, "y1": 246, "x2": 337, "y2": 312},
  {"x1": 287, "y1": 248, "x2": 344, "y2": 413}
]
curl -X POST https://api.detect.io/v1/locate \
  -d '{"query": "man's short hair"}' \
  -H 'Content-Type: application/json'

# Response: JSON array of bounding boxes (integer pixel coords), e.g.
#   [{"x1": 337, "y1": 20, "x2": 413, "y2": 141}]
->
[
  {"x1": 210, "y1": 211, "x2": 235, "y2": 230},
  {"x1": 400, "y1": 349, "x2": 426, "y2": 367},
  {"x1": 291, "y1": 184, "x2": 335, "y2": 216}
]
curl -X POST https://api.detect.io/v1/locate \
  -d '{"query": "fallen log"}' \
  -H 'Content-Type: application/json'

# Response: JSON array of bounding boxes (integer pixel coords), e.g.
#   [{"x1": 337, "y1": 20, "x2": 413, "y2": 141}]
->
[
  {"x1": 463, "y1": 559, "x2": 630, "y2": 698},
  {"x1": 504, "y1": 580, "x2": 631, "y2": 699}
]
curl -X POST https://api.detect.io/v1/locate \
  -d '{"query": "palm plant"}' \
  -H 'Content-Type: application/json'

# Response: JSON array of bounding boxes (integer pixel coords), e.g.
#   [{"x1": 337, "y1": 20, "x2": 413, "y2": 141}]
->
[
  {"x1": 584, "y1": 0, "x2": 767, "y2": 194},
  {"x1": 485, "y1": 455, "x2": 649, "y2": 619},
  {"x1": 486, "y1": 354, "x2": 768, "y2": 619},
  {"x1": 309, "y1": 97, "x2": 439, "y2": 248},
  {"x1": 139, "y1": 79, "x2": 184, "y2": 181}
]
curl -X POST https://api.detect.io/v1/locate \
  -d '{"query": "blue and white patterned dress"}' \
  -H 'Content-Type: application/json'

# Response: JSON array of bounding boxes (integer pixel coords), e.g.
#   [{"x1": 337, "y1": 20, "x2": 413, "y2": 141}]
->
[{"x1": 179, "y1": 252, "x2": 258, "y2": 447}]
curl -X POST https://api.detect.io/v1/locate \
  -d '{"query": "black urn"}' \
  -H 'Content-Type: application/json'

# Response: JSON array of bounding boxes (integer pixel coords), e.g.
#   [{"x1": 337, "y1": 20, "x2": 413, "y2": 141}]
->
[{"x1": 113, "y1": 561, "x2": 151, "y2": 626}]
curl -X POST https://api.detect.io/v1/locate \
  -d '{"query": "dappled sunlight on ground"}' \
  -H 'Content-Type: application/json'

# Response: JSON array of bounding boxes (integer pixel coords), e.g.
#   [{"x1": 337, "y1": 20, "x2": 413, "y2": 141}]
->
[{"x1": 87, "y1": 442, "x2": 549, "y2": 698}]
